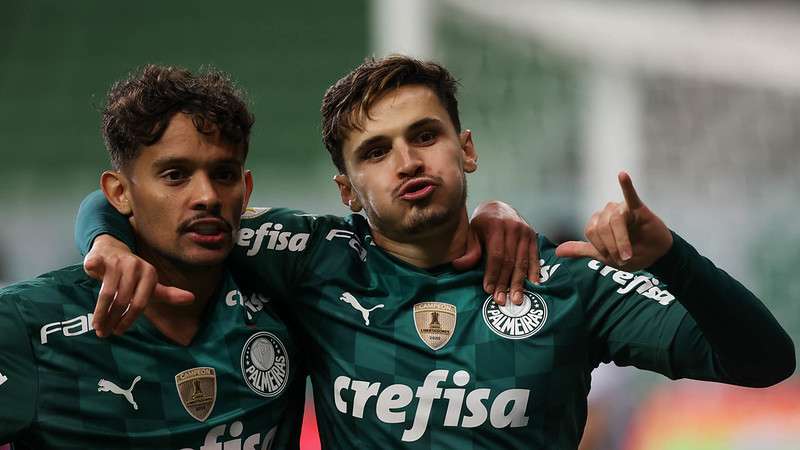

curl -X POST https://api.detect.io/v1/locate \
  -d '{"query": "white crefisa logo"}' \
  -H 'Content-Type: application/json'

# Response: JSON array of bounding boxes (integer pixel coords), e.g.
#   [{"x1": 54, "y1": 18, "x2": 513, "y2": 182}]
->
[
  {"x1": 587, "y1": 260, "x2": 676, "y2": 305},
  {"x1": 237, "y1": 222, "x2": 310, "y2": 255},
  {"x1": 483, "y1": 290, "x2": 548, "y2": 339},
  {"x1": 178, "y1": 421, "x2": 277, "y2": 450},
  {"x1": 241, "y1": 332, "x2": 289, "y2": 397},
  {"x1": 225, "y1": 289, "x2": 271, "y2": 321},
  {"x1": 334, "y1": 369, "x2": 530, "y2": 442}
]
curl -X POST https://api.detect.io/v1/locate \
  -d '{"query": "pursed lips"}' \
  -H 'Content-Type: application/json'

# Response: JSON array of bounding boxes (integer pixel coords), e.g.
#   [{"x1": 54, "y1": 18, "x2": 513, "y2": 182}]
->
[{"x1": 395, "y1": 177, "x2": 440, "y2": 201}]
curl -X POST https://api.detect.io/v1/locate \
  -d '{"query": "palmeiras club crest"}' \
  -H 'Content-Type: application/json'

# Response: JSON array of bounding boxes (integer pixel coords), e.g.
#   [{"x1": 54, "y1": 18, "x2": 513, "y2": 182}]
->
[
  {"x1": 413, "y1": 302, "x2": 457, "y2": 350},
  {"x1": 175, "y1": 367, "x2": 217, "y2": 422},
  {"x1": 483, "y1": 290, "x2": 548, "y2": 340},
  {"x1": 241, "y1": 331, "x2": 290, "y2": 397}
]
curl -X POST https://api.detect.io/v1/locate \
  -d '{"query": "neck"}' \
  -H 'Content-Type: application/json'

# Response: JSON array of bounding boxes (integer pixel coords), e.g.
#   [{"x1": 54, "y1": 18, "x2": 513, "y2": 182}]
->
[
  {"x1": 371, "y1": 207, "x2": 471, "y2": 269},
  {"x1": 137, "y1": 245, "x2": 223, "y2": 346}
]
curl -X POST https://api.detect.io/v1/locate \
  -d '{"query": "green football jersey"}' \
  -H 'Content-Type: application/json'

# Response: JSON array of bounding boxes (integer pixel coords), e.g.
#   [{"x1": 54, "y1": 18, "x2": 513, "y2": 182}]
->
[
  {"x1": 0, "y1": 265, "x2": 304, "y2": 450},
  {"x1": 73, "y1": 192, "x2": 793, "y2": 449},
  {"x1": 227, "y1": 207, "x2": 724, "y2": 449}
]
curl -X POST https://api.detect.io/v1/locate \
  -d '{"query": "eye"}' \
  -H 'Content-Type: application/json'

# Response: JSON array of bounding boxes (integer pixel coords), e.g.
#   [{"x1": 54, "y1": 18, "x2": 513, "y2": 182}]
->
[
  {"x1": 214, "y1": 169, "x2": 240, "y2": 183},
  {"x1": 363, "y1": 146, "x2": 389, "y2": 161},
  {"x1": 413, "y1": 130, "x2": 437, "y2": 145},
  {"x1": 161, "y1": 169, "x2": 187, "y2": 183}
]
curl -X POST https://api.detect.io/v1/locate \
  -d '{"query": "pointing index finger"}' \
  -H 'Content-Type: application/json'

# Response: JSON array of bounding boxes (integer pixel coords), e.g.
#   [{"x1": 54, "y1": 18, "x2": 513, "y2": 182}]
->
[{"x1": 618, "y1": 171, "x2": 643, "y2": 209}]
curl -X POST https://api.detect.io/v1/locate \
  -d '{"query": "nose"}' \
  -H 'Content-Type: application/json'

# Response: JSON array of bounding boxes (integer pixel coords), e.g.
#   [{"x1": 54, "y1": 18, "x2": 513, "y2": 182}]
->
[
  {"x1": 394, "y1": 140, "x2": 424, "y2": 177},
  {"x1": 190, "y1": 172, "x2": 222, "y2": 213}
]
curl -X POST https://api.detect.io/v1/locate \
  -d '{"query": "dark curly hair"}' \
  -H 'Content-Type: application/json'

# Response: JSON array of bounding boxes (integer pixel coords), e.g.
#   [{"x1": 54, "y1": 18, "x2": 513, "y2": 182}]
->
[
  {"x1": 321, "y1": 55, "x2": 461, "y2": 174},
  {"x1": 102, "y1": 64, "x2": 254, "y2": 169}
]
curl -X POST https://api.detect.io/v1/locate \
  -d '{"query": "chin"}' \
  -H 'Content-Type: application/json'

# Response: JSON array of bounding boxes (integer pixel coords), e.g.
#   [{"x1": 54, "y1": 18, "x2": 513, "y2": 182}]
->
[
  {"x1": 182, "y1": 249, "x2": 230, "y2": 268},
  {"x1": 401, "y1": 205, "x2": 453, "y2": 235}
]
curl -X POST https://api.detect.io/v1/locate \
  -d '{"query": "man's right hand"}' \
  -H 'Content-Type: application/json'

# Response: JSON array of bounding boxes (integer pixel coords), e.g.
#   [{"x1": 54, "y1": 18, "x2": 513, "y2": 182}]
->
[{"x1": 84, "y1": 235, "x2": 194, "y2": 337}]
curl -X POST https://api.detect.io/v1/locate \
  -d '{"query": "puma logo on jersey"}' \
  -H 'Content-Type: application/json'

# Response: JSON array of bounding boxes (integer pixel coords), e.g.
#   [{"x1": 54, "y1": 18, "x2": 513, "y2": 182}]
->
[
  {"x1": 334, "y1": 369, "x2": 530, "y2": 442},
  {"x1": 0, "y1": 371, "x2": 7, "y2": 386},
  {"x1": 339, "y1": 292, "x2": 384, "y2": 326},
  {"x1": 98, "y1": 376, "x2": 142, "y2": 410}
]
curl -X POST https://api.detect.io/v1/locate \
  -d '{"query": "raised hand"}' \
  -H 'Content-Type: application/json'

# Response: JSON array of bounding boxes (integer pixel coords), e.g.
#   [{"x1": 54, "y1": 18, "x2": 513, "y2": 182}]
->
[
  {"x1": 84, "y1": 235, "x2": 194, "y2": 337},
  {"x1": 556, "y1": 171, "x2": 673, "y2": 270},
  {"x1": 453, "y1": 200, "x2": 540, "y2": 306}
]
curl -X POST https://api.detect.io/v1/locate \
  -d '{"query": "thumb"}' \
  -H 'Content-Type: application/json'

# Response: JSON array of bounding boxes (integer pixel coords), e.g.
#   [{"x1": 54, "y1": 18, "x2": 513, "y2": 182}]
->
[
  {"x1": 452, "y1": 231, "x2": 481, "y2": 271},
  {"x1": 153, "y1": 284, "x2": 195, "y2": 305},
  {"x1": 555, "y1": 241, "x2": 604, "y2": 260}
]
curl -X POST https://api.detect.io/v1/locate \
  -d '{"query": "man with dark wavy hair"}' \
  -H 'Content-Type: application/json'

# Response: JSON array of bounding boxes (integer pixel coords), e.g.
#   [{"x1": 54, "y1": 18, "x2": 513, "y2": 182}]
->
[{"x1": 0, "y1": 65, "x2": 307, "y2": 449}]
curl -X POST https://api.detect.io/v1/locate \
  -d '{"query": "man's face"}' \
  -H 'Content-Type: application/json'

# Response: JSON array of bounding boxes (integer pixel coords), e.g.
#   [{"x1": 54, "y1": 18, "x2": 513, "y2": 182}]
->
[
  {"x1": 338, "y1": 85, "x2": 477, "y2": 240},
  {"x1": 121, "y1": 113, "x2": 251, "y2": 268}
]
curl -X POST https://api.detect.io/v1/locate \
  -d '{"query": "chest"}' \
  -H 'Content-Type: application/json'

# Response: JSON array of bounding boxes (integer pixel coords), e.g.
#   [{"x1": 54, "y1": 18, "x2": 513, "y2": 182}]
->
[{"x1": 26, "y1": 299, "x2": 297, "y2": 449}]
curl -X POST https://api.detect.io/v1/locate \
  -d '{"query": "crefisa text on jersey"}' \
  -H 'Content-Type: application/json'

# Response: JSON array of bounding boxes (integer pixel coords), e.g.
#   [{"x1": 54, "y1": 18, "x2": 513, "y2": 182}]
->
[
  {"x1": 334, "y1": 369, "x2": 530, "y2": 442},
  {"x1": 587, "y1": 260, "x2": 676, "y2": 305},
  {"x1": 238, "y1": 222, "x2": 309, "y2": 255},
  {"x1": 179, "y1": 421, "x2": 277, "y2": 450}
]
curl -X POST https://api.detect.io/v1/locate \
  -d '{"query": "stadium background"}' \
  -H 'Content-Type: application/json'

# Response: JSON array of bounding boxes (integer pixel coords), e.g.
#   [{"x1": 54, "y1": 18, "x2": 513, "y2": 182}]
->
[{"x1": 1, "y1": 1, "x2": 798, "y2": 448}]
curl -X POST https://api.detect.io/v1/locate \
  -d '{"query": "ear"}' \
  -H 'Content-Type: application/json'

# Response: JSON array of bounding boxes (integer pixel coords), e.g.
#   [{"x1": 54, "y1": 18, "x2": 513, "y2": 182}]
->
[
  {"x1": 333, "y1": 174, "x2": 362, "y2": 212},
  {"x1": 100, "y1": 170, "x2": 132, "y2": 215},
  {"x1": 460, "y1": 129, "x2": 478, "y2": 173},
  {"x1": 242, "y1": 170, "x2": 254, "y2": 209}
]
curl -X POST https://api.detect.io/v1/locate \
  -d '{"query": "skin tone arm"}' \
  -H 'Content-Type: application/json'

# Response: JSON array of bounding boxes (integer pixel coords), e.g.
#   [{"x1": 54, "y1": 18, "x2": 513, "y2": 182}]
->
[{"x1": 85, "y1": 201, "x2": 540, "y2": 337}]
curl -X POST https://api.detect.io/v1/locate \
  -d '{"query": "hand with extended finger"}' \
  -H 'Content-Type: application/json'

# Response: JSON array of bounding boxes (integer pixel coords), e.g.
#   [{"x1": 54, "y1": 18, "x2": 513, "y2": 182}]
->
[
  {"x1": 84, "y1": 235, "x2": 194, "y2": 337},
  {"x1": 555, "y1": 172, "x2": 673, "y2": 270}
]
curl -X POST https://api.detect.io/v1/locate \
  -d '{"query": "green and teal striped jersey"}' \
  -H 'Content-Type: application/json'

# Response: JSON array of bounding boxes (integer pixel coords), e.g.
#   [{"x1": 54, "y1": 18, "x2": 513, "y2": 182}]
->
[
  {"x1": 0, "y1": 265, "x2": 304, "y2": 450},
  {"x1": 74, "y1": 192, "x2": 794, "y2": 449}
]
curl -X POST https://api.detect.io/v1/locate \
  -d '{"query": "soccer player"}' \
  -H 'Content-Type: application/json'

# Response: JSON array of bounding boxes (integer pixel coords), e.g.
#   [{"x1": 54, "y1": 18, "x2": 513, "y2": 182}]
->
[
  {"x1": 0, "y1": 65, "x2": 307, "y2": 449},
  {"x1": 76, "y1": 56, "x2": 795, "y2": 449}
]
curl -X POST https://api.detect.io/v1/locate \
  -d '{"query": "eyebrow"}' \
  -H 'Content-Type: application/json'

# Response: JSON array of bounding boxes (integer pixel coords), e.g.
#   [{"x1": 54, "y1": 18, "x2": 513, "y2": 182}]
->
[
  {"x1": 151, "y1": 156, "x2": 243, "y2": 169},
  {"x1": 353, "y1": 117, "x2": 444, "y2": 155}
]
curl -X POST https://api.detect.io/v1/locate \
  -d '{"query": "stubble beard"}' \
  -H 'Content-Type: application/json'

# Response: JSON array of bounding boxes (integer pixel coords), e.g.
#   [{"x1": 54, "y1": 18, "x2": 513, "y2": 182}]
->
[{"x1": 397, "y1": 177, "x2": 468, "y2": 237}]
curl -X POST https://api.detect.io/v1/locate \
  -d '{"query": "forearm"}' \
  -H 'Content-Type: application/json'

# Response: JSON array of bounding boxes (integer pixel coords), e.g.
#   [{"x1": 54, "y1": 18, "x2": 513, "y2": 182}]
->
[
  {"x1": 75, "y1": 190, "x2": 136, "y2": 255},
  {"x1": 650, "y1": 232, "x2": 796, "y2": 386}
]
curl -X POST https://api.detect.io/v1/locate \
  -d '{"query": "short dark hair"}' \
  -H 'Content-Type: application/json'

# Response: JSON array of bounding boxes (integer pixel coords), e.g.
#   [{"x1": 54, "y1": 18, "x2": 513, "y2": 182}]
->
[
  {"x1": 321, "y1": 55, "x2": 461, "y2": 173},
  {"x1": 102, "y1": 64, "x2": 254, "y2": 169}
]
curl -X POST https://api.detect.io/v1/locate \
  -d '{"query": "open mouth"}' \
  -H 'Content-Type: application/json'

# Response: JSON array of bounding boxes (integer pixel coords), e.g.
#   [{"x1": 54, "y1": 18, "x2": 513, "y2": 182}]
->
[{"x1": 183, "y1": 219, "x2": 230, "y2": 246}]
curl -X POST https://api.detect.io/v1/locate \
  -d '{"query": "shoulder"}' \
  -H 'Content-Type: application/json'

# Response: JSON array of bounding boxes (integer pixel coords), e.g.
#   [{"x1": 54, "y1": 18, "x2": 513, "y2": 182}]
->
[
  {"x1": 237, "y1": 207, "x2": 365, "y2": 253},
  {"x1": 0, "y1": 265, "x2": 98, "y2": 319},
  {"x1": 239, "y1": 207, "x2": 355, "y2": 230}
]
